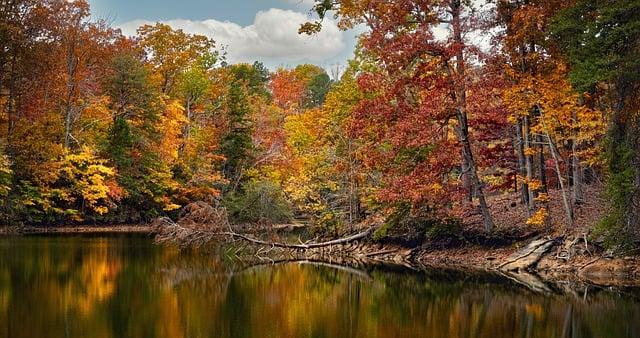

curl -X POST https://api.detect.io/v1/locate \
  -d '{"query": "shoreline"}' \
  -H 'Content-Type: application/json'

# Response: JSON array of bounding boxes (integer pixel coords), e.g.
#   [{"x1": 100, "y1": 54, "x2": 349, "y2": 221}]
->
[
  {"x1": 0, "y1": 225, "x2": 154, "y2": 236},
  {"x1": 2, "y1": 224, "x2": 639, "y2": 290}
]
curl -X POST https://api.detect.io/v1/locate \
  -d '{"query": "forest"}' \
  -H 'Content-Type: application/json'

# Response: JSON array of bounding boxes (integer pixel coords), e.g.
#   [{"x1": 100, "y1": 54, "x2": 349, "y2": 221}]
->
[{"x1": 0, "y1": 0, "x2": 639, "y2": 254}]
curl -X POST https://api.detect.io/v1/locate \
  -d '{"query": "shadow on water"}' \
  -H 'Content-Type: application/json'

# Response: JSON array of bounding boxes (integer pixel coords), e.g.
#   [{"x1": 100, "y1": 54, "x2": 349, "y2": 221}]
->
[{"x1": 1, "y1": 235, "x2": 639, "y2": 338}]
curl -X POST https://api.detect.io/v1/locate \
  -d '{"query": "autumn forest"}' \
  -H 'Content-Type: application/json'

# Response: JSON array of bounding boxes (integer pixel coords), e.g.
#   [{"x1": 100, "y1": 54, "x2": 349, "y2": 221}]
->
[
  {"x1": 0, "y1": 0, "x2": 639, "y2": 254},
  {"x1": 2, "y1": 1, "x2": 640, "y2": 337}
]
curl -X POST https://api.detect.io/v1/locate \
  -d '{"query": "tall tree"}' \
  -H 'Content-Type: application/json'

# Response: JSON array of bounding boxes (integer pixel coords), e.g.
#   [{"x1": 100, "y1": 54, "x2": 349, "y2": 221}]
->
[
  {"x1": 304, "y1": 0, "x2": 497, "y2": 231},
  {"x1": 137, "y1": 23, "x2": 216, "y2": 96},
  {"x1": 553, "y1": 0, "x2": 640, "y2": 243}
]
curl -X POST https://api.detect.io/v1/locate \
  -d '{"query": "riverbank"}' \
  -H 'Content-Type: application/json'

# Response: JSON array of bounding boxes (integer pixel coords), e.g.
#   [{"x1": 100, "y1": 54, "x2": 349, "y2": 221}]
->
[
  {"x1": 2, "y1": 222, "x2": 639, "y2": 290},
  {"x1": 2, "y1": 183, "x2": 639, "y2": 291}
]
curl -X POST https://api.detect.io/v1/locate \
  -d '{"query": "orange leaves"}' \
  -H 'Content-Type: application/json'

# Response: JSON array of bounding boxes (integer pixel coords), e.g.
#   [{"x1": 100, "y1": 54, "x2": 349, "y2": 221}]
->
[
  {"x1": 271, "y1": 69, "x2": 307, "y2": 111},
  {"x1": 157, "y1": 98, "x2": 187, "y2": 164},
  {"x1": 526, "y1": 208, "x2": 548, "y2": 226}
]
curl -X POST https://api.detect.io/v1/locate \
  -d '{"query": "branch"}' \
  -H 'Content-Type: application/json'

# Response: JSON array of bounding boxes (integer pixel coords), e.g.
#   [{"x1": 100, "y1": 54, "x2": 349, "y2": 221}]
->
[{"x1": 155, "y1": 217, "x2": 375, "y2": 250}]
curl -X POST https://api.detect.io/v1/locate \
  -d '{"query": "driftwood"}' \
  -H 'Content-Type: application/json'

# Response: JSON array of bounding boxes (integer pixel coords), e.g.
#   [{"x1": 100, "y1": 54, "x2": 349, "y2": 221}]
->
[
  {"x1": 154, "y1": 216, "x2": 374, "y2": 250},
  {"x1": 498, "y1": 238, "x2": 558, "y2": 271}
]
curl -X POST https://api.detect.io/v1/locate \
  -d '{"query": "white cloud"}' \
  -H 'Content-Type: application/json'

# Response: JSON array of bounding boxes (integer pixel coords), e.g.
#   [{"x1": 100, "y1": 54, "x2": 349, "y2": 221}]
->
[{"x1": 118, "y1": 8, "x2": 346, "y2": 68}]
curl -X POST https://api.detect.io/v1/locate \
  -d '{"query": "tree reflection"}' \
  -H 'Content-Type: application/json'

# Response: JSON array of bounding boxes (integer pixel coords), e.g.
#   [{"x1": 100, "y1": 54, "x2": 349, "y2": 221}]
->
[{"x1": 0, "y1": 236, "x2": 639, "y2": 338}]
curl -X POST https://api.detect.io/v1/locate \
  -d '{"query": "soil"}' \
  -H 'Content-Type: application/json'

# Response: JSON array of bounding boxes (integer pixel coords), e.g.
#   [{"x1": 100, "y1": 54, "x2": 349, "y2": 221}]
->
[{"x1": 370, "y1": 183, "x2": 640, "y2": 289}]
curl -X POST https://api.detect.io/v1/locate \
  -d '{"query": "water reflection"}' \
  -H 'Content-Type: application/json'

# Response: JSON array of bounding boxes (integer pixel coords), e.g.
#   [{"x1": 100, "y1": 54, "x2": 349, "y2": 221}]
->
[{"x1": 0, "y1": 236, "x2": 639, "y2": 338}]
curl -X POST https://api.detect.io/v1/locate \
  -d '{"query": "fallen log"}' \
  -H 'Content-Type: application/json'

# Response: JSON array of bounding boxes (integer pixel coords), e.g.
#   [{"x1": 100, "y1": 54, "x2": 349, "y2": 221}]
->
[
  {"x1": 209, "y1": 228, "x2": 373, "y2": 249},
  {"x1": 154, "y1": 217, "x2": 375, "y2": 250},
  {"x1": 498, "y1": 238, "x2": 558, "y2": 271}
]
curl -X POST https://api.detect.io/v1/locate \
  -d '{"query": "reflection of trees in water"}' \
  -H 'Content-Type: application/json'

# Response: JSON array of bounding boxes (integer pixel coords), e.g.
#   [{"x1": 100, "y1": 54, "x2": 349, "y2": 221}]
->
[
  {"x1": 1, "y1": 237, "x2": 640, "y2": 338},
  {"x1": 156, "y1": 255, "x2": 640, "y2": 338}
]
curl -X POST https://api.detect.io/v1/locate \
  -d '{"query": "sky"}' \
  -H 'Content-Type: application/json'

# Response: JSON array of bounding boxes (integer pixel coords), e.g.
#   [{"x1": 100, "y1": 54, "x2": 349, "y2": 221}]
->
[{"x1": 88, "y1": 0, "x2": 359, "y2": 71}]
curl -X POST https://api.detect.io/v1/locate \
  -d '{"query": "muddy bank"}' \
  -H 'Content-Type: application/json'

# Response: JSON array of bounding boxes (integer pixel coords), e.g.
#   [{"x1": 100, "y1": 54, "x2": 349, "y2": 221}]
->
[
  {"x1": 372, "y1": 238, "x2": 640, "y2": 290},
  {"x1": 234, "y1": 232, "x2": 640, "y2": 291}
]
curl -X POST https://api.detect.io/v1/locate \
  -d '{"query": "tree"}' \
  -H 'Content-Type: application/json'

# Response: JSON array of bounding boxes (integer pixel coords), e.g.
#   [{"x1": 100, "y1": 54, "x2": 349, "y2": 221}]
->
[
  {"x1": 104, "y1": 53, "x2": 180, "y2": 220},
  {"x1": 220, "y1": 77, "x2": 254, "y2": 191},
  {"x1": 137, "y1": 23, "x2": 216, "y2": 96},
  {"x1": 553, "y1": 0, "x2": 640, "y2": 244},
  {"x1": 304, "y1": 0, "x2": 497, "y2": 231}
]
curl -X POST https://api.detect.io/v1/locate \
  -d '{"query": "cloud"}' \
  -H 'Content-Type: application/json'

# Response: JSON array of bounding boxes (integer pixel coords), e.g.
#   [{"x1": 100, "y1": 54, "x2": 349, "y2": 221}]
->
[{"x1": 118, "y1": 8, "x2": 346, "y2": 68}]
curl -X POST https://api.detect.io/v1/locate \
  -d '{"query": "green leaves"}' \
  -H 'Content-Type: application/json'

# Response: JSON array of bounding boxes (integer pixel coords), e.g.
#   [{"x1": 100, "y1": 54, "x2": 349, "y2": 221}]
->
[{"x1": 552, "y1": 0, "x2": 640, "y2": 91}]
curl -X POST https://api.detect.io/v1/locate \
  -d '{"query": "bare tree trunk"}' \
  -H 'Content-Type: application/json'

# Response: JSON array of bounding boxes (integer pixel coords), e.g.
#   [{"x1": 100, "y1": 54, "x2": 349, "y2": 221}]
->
[
  {"x1": 571, "y1": 141, "x2": 584, "y2": 205},
  {"x1": 523, "y1": 116, "x2": 536, "y2": 212},
  {"x1": 451, "y1": 2, "x2": 494, "y2": 232},
  {"x1": 515, "y1": 119, "x2": 530, "y2": 207},
  {"x1": 347, "y1": 137, "x2": 361, "y2": 226},
  {"x1": 457, "y1": 120, "x2": 495, "y2": 232},
  {"x1": 179, "y1": 97, "x2": 192, "y2": 156},
  {"x1": 540, "y1": 109, "x2": 574, "y2": 227},
  {"x1": 63, "y1": 37, "x2": 77, "y2": 150},
  {"x1": 571, "y1": 106, "x2": 584, "y2": 205},
  {"x1": 537, "y1": 134, "x2": 548, "y2": 194}
]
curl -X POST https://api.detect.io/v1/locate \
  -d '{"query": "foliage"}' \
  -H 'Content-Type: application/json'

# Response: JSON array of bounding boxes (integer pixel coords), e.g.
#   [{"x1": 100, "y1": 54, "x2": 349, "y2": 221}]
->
[
  {"x1": 553, "y1": 0, "x2": 640, "y2": 244},
  {"x1": 223, "y1": 179, "x2": 293, "y2": 224},
  {"x1": 0, "y1": 0, "x2": 637, "y2": 258}
]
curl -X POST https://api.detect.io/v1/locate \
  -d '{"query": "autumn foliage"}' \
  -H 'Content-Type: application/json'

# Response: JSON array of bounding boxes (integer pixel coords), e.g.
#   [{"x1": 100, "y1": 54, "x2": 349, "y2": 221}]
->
[{"x1": 0, "y1": 0, "x2": 638, "y2": 250}]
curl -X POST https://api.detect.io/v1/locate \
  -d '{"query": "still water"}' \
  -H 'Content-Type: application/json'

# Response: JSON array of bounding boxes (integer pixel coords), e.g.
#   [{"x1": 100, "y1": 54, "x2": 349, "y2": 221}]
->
[{"x1": 0, "y1": 236, "x2": 639, "y2": 338}]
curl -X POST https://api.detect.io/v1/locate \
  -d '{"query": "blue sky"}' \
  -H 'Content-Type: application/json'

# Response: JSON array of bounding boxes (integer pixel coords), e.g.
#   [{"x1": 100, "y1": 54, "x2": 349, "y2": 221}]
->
[{"x1": 88, "y1": 0, "x2": 358, "y2": 71}]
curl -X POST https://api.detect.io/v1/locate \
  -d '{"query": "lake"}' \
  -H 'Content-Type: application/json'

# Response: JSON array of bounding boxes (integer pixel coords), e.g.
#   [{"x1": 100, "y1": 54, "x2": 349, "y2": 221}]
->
[{"x1": 0, "y1": 236, "x2": 639, "y2": 338}]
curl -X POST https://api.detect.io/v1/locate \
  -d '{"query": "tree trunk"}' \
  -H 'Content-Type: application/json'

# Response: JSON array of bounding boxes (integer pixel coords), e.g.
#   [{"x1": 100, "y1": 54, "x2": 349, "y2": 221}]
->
[
  {"x1": 179, "y1": 97, "x2": 192, "y2": 156},
  {"x1": 540, "y1": 109, "x2": 574, "y2": 227},
  {"x1": 456, "y1": 118, "x2": 495, "y2": 232},
  {"x1": 451, "y1": 1, "x2": 494, "y2": 232},
  {"x1": 570, "y1": 106, "x2": 584, "y2": 205},
  {"x1": 537, "y1": 134, "x2": 548, "y2": 194},
  {"x1": 347, "y1": 137, "x2": 361, "y2": 226},
  {"x1": 63, "y1": 39, "x2": 77, "y2": 149},
  {"x1": 515, "y1": 119, "x2": 530, "y2": 207},
  {"x1": 523, "y1": 116, "x2": 536, "y2": 211},
  {"x1": 628, "y1": 116, "x2": 640, "y2": 237},
  {"x1": 571, "y1": 141, "x2": 584, "y2": 205}
]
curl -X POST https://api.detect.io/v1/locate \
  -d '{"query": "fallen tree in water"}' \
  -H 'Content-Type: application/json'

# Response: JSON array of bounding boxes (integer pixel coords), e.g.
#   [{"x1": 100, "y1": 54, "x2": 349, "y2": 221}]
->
[{"x1": 153, "y1": 202, "x2": 376, "y2": 250}]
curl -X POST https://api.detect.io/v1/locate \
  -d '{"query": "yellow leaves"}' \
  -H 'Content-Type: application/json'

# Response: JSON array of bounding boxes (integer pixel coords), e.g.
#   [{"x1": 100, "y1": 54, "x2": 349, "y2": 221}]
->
[
  {"x1": 528, "y1": 179, "x2": 543, "y2": 192},
  {"x1": 77, "y1": 96, "x2": 111, "y2": 147},
  {"x1": 162, "y1": 202, "x2": 181, "y2": 212},
  {"x1": 59, "y1": 147, "x2": 121, "y2": 217},
  {"x1": 526, "y1": 208, "x2": 548, "y2": 226},
  {"x1": 94, "y1": 206, "x2": 109, "y2": 215},
  {"x1": 523, "y1": 147, "x2": 537, "y2": 156},
  {"x1": 0, "y1": 153, "x2": 12, "y2": 197},
  {"x1": 516, "y1": 176, "x2": 545, "y2": 193},
  {"x1": 157, "y1": 98, "x2": 187, "y2": 163},
  {"x1": 535, "y1": 192, "x2": 550, "y2": 203},
  {"x1": 429, "y1": 182, "x2": 445, "y2": 195}
]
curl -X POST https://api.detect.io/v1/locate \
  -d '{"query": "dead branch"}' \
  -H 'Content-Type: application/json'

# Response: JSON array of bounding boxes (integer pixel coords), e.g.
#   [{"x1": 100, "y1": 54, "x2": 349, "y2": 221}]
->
[{"x1": 154, "y1": 215, "x2": 375, "y2": 250}]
